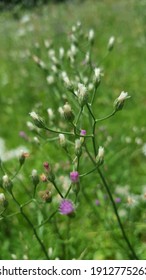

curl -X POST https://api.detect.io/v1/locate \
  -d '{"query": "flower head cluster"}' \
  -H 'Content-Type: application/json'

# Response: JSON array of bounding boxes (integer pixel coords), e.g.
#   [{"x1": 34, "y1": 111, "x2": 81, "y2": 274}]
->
[{"x1": 59, "y1": 199, "x2": 75, "y2": 215}]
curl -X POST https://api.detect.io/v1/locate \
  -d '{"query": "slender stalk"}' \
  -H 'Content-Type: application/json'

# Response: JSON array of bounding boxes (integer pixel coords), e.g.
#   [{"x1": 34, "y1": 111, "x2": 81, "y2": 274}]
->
[
  {"x1": 52, "y1": 180, "x2": 64, "y2": 199},
  {"x1": 97, "y1": 167, "x2": 138, "y2": 259},
  {"x1": 85, "y1": 101, "x2": 138, "y2": 259},
  {"x1": 95, "y1": 110, "x2": 116, "y2": 123},
  {"x1": 10, "y1": 191, "x2": 49, "y2": 259},
  {"x1": 80, "y1": 165, "x2": 98, "y2": 177},
  {"x1": 84, "y1": 144, "x2": 139, "y2": 259}
]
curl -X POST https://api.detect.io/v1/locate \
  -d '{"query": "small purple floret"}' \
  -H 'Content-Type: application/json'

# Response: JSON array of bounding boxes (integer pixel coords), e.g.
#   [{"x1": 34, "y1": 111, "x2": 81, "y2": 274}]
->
[
  {"x1": 115, "y1": 197, "x2": 121, "y2": 203},
  {"x1": 19, "y1": 131, "x2": 28, "y2": 140},
  {"x1": 70, "y1": 171, "x2": 79, "y2": 183},
  {"x1": 59, "y1": 199, "x2": 74, "y2": 215},
  {"x1": 95, "y1": 199, "x2": 100, "y2": 206},
  {"x1": 80, "y1": 129, "x2": 86, "y2": 136}
]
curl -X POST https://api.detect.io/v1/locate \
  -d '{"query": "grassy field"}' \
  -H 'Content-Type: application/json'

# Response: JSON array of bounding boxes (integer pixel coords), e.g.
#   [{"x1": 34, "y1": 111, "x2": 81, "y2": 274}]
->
[{"x1": 0, "y1": 0, "x2": 146, "y2": 260}]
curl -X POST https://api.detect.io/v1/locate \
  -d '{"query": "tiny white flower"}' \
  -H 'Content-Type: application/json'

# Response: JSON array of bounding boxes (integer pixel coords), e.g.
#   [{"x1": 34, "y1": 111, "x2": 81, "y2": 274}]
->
[
  {"x1": 0, "y1": 193, "x2": 5, "y2": 203},
  {"x1": 77, "y1": 83, "x2": 87, "y2": 96},
  {"x1": 29, "y1": 111, "x2": 39, "y2": 121},
  {"x1": 58, "y1": 107, "x2": 64, "y2": 117},
  {"x1": 44, "y1": 39, "x2": 51, "y2": 49},
  {"x1": 77, "y1": 83, "x2": 88, "y2": 106},
  {"x1": 51, "y1": 65, "x2": 58, "y2": 73},
  {"x1": 114, "y1": 91, "x2": 131, "y2": 111},
  {"x1": 32, "y1": 169, "x2": 38, "y2": 177},
  {"x1": 142, "y1": 143, "x2": 146, "y2": 156},
  {"x1": 48, "y1": 49, "x2": 55, "y2": 58},
  {"x1": 135, "y1": 137, "x2": 142, "y2": 145},
  {"x1": 98, "y1": 146, "x2": 104, "y2": 158},
  {"x1": 26, "y1": 121, "x2": 35, "y2": 131},
  {"x1": 72, "y1": 25, "x2": 76, "y2": 32},
  {"x1": 88, "y1": 83, "x2": 94, "y2": 91},
  {"x1": 59, "y1": 134, "x2": 66, "y2": 147},
  {"x1": 33, "y1": 137, "x2": 40, "y2": 144},
  {"x1": 46, "y1": 75, "x2": 54, "y2": 85},
  {"x1": 70, "y1": 44, "x2": 78, "y2": 56},
  {"x1": 75, "y1": 139, "x2": 82, "y2": 150},
  {"x1": 47, "y1": 108, "x2": 54, "y2": 120},
  {"x1": 88, "y1": 29, "x2": 95, "y2": 42},
  {"x1": 85, "y1": 52, "x2": 90, "y2": 63},
  {"x1": 96, "y1": 146, "x2": 104, "y2": 165},
  {"x1": 59, "y1": 47, "x2": 65, "y2": 59},
  {"x1": 108, "y1": 36, "x2": 115, "y2": 50},
  {"x1": 94, "y1": 68, "x2": 103, "y2": 84},
  {"x1": 117, "y1": 91, "x2": 130, "y2": 102},
  {"x1": 2, "y1": 174, "x2": 9, "y2": 184}
]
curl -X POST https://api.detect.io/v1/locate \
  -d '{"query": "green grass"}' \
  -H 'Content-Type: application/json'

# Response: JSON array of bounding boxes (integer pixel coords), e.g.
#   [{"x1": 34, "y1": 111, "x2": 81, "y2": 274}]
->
[{"x1": 0, "y1": 0, "x2": 146, "y2": 260}]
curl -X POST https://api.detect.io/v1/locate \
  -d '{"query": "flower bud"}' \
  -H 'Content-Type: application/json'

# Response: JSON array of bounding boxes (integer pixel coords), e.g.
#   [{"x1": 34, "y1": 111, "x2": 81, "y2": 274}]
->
[
  {"x1": 31, "y1": 169, "x2": 39, "y2": 187},
  {"x1": 70, "y1": 171, "x2": 79, "y2": 184},
  {"x1": 63, "y1": 103, "x2": 74, "y2": 122},
  {"x1": 46, "y1": 75, "x2": 55, "y2": 85},
  {"x1": 47, "y1": 108, "x2": 54, "y2": 121},
  {"x1": 40, "y1": 173, "x2": 48, "y2": 182},
  {"x1": 96, "y1": 146, "x2": 104, "y2": 166},
  {"x1": 77, "y1": 83, "x2": 88, "y2": 106},
  {"x1": 59, "y1": 134, "x2": 67, "y2": 148},
  {"x1": 59, "y1": 47, "x2": 65, "y2": 59},
  {"x1": 0, "y1": 193, "x2": 8, "y2": 208},
  {"x1": 114, "y1": 91, "x2": 130, "y2": 111},
  {"x1": 108, "y1": 36, "x2": 115, "y2": 51},
  {"x1": 88, "y1": 29, "x2": 95, "y2": 44},
  {"x1": 43, "y1": 162, "x2": 50, "y2": 172},
  {"x1": 19, "y1": 150, "x2": 29, "y2": 166},
  {"x1": 33, "y1": 137, "x2": 40, "y2": 145},
  {"x1": 93, "y1": 68, "x2": 103, "y2": 87},
  {"x1": 75, "y1": 139, "x2": 82, "y2": 157},
  {"x1": 2, "y1": 174, "x2": 13, "y2": 192},
  {"x1": 29, "y1": 111, "x2": 45, "y2": 128},
  {"x1": 32, "y1": 55, "x2": 46, "y2": 70}
]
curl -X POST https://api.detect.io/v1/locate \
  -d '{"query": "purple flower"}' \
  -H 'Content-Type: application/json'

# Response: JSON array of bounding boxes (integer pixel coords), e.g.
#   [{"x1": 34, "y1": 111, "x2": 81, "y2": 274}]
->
[
  {"x1": 80, "y1": 129, "x2": 86, "y2": 136},
  {"x1": 95, "y1": 199, "x2": 100, "y2": 206},
  {"x1": 19, "y1": 131, "x2": 28, "y2": 140},
  {"x1": 70, "y1": 171, "x2": 79, "y2": 183},
  {"x1": 115, "y1": 197, "x2": 121, "y2": 203},
  {"x1": 59, "y1": 199, "x2": 75, "y2": 215}
]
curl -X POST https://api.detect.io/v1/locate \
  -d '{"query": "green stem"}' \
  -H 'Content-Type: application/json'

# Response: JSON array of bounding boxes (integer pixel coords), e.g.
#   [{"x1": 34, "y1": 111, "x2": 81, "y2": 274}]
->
[
  {"x1": 84, "y1": 144, "x2": 139, "y2": 259},
  {"x1": 52, "y1": 180, "x2": 64, "y2": 199},
  {"x1": 95, "y1": 110, "x2": 116, "y2": 123},
  {"x1": 11, "y1": 191, "x2": 49, "y2": 259},
  {"x1": 80, "y1": 165, "x2": 98, "y2": 177},
  {"x1": 97, "y1": 167, "x2": 138, "y2": 260},
  {"x1": 91, "y1": 86, "x2": 97, "y2": 106}
]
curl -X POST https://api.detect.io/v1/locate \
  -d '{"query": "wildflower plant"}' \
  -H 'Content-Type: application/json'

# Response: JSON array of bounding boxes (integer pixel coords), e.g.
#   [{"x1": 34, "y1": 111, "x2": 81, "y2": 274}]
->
[{"x1": 0, "y1": 22, "x2": 139, "y2": 260}]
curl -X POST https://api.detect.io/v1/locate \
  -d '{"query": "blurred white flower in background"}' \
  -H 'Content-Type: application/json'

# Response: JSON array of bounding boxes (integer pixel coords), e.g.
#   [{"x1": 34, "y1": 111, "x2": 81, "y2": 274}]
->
[{"x1": 0, "y1": 138, "x2": 29, "y2": 162}]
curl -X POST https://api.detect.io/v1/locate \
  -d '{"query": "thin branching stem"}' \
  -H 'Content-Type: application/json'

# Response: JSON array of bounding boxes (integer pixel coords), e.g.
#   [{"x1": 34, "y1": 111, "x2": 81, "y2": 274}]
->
[{"x1": 10, "y1": 191, "x2": 49, "y2": 259}]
